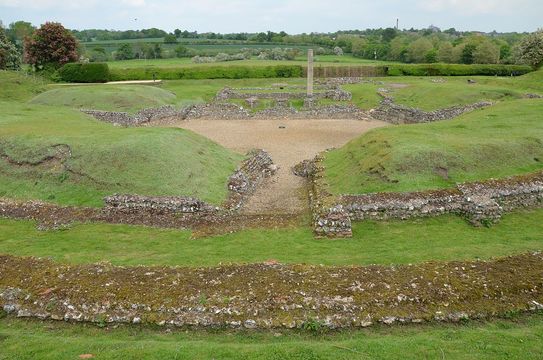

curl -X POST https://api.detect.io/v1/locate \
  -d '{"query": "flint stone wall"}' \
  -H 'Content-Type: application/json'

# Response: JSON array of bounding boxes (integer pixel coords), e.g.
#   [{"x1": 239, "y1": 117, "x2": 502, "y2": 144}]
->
[
  {"x1": 304, "y1": 154, "x2": 543, "y2": 237},
  {"x1": 104, "y1": 195, "x2": 217, "y2": 214},
  {"x1": 83, "y1": 106, "x2": 183, "y2": 126},
  {"x1": 227, "y1": 149, "x2": 277, "y2": 209},
  {"x1": 340, "y1": 171, "x2": 543, "y2": 227},
  {"x1": 215, "y1": 86, "x2": 352, "y2": 102},
  {"x1": 369, "y1": 97, "x2": 492, "y2": 124}
]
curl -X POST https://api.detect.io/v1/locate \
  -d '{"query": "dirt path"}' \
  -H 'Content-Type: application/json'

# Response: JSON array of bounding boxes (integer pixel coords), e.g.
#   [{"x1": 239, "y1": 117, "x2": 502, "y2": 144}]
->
[{"x1": 174, "y1": 119, "x2": 388, "y2": 214}]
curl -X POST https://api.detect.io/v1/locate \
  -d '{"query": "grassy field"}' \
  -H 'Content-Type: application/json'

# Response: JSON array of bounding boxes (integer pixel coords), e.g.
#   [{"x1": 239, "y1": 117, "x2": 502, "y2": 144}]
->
[
  {"x1": 106, "y1": 55, "x2": 392, "y2": 69},
  {"x1": 1, "y1": 313, "x2": 542, "y2": 359},
  {"x1": 0, "y1": 72, "x2": 243, "y2": 206},
  {"x1": 1, "y1": 207, "x2": 542, "y2": 267},
  {"x1": 324, "y1": 99, "x2": 543, "y2": 195}
]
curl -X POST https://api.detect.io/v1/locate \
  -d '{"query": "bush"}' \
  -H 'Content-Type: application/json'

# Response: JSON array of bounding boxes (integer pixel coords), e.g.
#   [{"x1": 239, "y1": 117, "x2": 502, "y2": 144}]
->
[
  {"x1": 386, "y1": 63, "x2": 532, "y2": 76},
  {"x1": 59, "y1": 63, "x2": 110, "y2": 83},
  {"x1": 109, "y1": 65, "x2": 303, "y2": 81}
]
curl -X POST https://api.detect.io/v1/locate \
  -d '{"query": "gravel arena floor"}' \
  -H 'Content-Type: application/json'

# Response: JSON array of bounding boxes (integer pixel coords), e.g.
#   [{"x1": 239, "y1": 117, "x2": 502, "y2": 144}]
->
[{"x1": 174, "y1": 119, "x2": 388, "y2": 214}]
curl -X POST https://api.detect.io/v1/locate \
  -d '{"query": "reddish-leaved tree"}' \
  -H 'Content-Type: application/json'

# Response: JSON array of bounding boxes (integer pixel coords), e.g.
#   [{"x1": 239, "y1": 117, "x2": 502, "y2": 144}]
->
[{"x1": 24, "y1": 22, "x2": 78, "y2": 69}]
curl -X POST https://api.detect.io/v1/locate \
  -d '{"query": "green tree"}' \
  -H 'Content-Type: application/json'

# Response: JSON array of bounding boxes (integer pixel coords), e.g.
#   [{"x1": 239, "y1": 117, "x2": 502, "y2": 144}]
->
[
  {"x1": 461, "y1": 43, "x2": 477, "y2": 64},
  {"x1": 164, "y1": 34, "x2": 178, "y2": 44},
  {"x1": 7, "y1": 21, "x2": 34, "y2": 45},
  {"x1": 518, "y1": 30, "x2": 543, "y2": 69},
  {"x1": 0, "y1": 26, "x2": 21, "y2": 70},
  {"x1": 174, "y1": 29, "x2": 181, "y2": 38},
  {"x1": 473, "y1": 40, "x2": 500, "y2": 64},
  {"x1": 408, "y1": 37, "x2": 433, "y2": 63},
  {"x1": 115, "y1": 43, "x2": 134, "y2": 60},
  {"x1": 381, "y1": 28, "x2": 397, "y2": 42},
  {"x1": 437, "y1": 42, "x2": 454, "y2": 63}
]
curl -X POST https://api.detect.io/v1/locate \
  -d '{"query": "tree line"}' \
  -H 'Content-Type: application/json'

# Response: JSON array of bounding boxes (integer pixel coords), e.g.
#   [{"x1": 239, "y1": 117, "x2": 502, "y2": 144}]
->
[{"x1": 1, "y1": 20, "x2": 542, "y2": 71}]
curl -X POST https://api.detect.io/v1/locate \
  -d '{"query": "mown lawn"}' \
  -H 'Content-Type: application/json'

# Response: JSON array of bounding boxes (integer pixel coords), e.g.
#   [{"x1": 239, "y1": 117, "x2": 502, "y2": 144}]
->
[
  {"x1": 1, "y1": 207, "x2": 542, "y2": 267},
  {"x1": 1, "y1": 313, "x2": 542, "y2": 359}
]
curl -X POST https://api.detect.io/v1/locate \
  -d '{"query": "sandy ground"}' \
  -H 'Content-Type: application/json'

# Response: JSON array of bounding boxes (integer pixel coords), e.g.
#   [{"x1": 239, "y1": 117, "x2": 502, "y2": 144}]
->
[{"x1": 174, "y1": 119, "x2": 388, "y2": 214}]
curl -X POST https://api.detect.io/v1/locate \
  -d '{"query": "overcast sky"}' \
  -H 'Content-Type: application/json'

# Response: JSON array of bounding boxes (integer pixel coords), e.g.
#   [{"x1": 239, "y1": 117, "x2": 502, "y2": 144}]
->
[{"x1": 0, "y1": 0, "x2": 541, "y2": 33}]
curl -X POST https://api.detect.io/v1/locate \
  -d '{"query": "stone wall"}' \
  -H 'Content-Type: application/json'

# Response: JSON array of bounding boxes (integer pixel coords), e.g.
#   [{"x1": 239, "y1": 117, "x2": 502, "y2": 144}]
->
[
  {"x1": 226, "y1": 149, "x2": 277, "y2": 209},
  {"x1": 2, "y1": 252, "x2": 542, "y2": 329},
  {"x1": 302, "y1": 155, "x2": 543, "y2": 237},
  {"x1": 369, "y1": 96, "x2": 492, "y2": 124},
  {"x1": 215, "y1": 86, "x2": 352, "y2": 102},
  {"x1": 83, "y1": 106, "x2": 183, "y2": 126},
  {"x1": 104, "y1": 195, "x2": 218, "y2": 214}
]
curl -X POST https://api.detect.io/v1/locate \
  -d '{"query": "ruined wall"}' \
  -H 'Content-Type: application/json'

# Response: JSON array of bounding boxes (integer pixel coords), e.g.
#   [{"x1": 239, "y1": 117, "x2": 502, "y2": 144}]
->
[
  {"x1": 82, "y1": 106, "x2": 183, "y2": 126},
  {"x1": 3, "y1": 252, "x2": 542, "y2": 329},
  {"x1": 302, "y1": 155, "x2": 543, "y2": 237},
  {"x1": 369, "y1": 97, "x2": 492, "y2": 124}
]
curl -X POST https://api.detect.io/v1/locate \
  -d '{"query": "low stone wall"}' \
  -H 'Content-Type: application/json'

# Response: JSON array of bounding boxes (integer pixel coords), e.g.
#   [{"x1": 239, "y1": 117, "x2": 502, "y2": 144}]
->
[
  {"x1": 215, "y1": 86, "x2": 352, "y2": 102},
  {"x1": 2, "y1": 253, "x2": 542, "y2": 329},
  {"x1": 302, "y1": 155, "x2": 543, "y2": 237},
  {"x1": 104, "y1": 195, "x2": 218, "y2": 214},
  {"x1": 83, "y1": 106, "x2": 183, "y2": 126},
  {"x1": 226, "y1": 149, "x2": 277, "y2": 209},
  {"x1": 369, "y1": 97, "x2": 492, "y2": 124}
]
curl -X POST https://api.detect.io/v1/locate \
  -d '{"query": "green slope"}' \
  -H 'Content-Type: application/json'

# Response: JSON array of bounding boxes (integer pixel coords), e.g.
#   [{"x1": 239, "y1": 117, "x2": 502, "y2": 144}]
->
[{"x1": 324, "y1": 99, "x2": 543, "y2": 195}]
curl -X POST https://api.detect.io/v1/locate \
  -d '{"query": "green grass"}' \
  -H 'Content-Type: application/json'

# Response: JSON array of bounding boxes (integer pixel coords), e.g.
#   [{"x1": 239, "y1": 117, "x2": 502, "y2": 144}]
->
[
  {"x1": 1, "y1": 208, "x2": 542, "y2": 267},
  {"x1": 324, "y1": 99, "x2": 543, "y2": 195},
  {"x1": 0, "y1": 100, "x2": 243, "y2": 206},
  {"x1": 0, "y1": 70, "x2": 49, "y2": 102},
  {"x1": 106, "y1": 56, "x2": 392, "y2": 69},
  {"x1": 1, "y1": 313, "x2": 542, "y2": 359},
  {"x1": 30, "y1": 85, "x2": 177, "y2": 113}
]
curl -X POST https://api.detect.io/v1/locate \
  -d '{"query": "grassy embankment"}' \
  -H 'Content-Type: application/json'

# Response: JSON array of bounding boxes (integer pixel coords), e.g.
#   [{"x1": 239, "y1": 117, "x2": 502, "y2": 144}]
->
[
  {"x1": 0, "y1": 71, "x2": 243, "y2": 207},
  {"x1": 324, "y1": 72, "x2": 543, "y2": 195}
]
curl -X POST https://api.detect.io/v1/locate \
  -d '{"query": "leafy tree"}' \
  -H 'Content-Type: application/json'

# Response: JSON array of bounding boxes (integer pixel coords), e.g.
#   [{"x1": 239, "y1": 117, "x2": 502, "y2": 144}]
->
[
  {"x1": 24, "y1": 22, "x2": 78, "y2": 69},
  {"x1": 164, "y1": 34, "x2": 178, "y2": 44},
  {"x1": 351, "y1": 37, "x2": 368, "y2": 57},
  {"x1": 381, "y1": 28, "x2": 397, "y2": 42},
  {"x1": 461, "y1": 43, "x2": 477, "y2": 64},
  {"x1": 425, "y1": 48, "x2": 438, "y2": 63},
  {"x1": 174, "y1": 29, "x2": 181, "y2": 38},
  {"x1": 473, "y1": 40, "x2": 500, "y2": 64},
  {"x1": 115, "y1": 43, "x2": 134, "y2": 60},
  {"x1": 7, "y1": 21, "x2": 34, "y2": 46},
  {"x1": 518, "y1": 30, "x2": 543, "y2": 69},
  {"x1": 0, "y1": 26, "x2": 21, "y2": 70},
  {"x1": 333, "y1": 46, "x2": 343, "y2": 56},
  {"x1": 437, "y1": 42, "x2": 454, "y2": 63},
  {"x1": 408, "y1": 38, "x2": 433, "y2": 63}
]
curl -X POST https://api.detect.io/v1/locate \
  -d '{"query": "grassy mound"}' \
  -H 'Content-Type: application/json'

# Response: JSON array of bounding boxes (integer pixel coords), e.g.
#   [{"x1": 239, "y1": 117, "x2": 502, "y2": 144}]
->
[
  {"x1": 0, "y1": 101, "x2": 243, "y2": 206},
  {"x1": 324, "y1": 99, "x2": 543, "y2": 195},
  {"x1": 0, "y1": 71, "x2": 48, "y2": 102},
  {"x1": 29, "y1": 85, "x2": 177, "y2": 113}
]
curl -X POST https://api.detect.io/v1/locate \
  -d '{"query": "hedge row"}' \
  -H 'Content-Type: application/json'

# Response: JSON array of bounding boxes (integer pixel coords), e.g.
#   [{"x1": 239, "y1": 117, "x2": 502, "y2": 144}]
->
[
  {"x1": 59, "y1": 62, "x2": 533, "y2": 83},
  {"x1": 386, "y1": 64, "x2": 533, "y2": 77},
  {"x1": 109, "y1": 65, "x2": 304, "y2": 81},
  {"x1": 58, "y1": 63, "x2": 110, "y2": 83}
]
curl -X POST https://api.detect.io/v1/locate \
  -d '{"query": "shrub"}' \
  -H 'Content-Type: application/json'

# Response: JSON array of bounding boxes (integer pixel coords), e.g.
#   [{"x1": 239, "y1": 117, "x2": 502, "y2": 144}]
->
[
  {"x1": 386, "y1": 63, "x2": 532, "y2": 76},
  {"x1": 0, "y1": 27, "x2": 20, "y2": 70},
  {"x1": 109, "y1": 65, "x2": 303, "y2": 81},
  {"x1": 59, "y1": 63, "x2": 110, "y2": 83},
  {"x1": 518, "y1": 30, "x2": 543, "y2": 69}
]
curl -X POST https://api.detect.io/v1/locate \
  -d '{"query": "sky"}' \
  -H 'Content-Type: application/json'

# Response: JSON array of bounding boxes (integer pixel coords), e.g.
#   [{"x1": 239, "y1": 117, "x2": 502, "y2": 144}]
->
[{"x1": 0, "y1": 0, "x2": 541, "y2": 33}]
